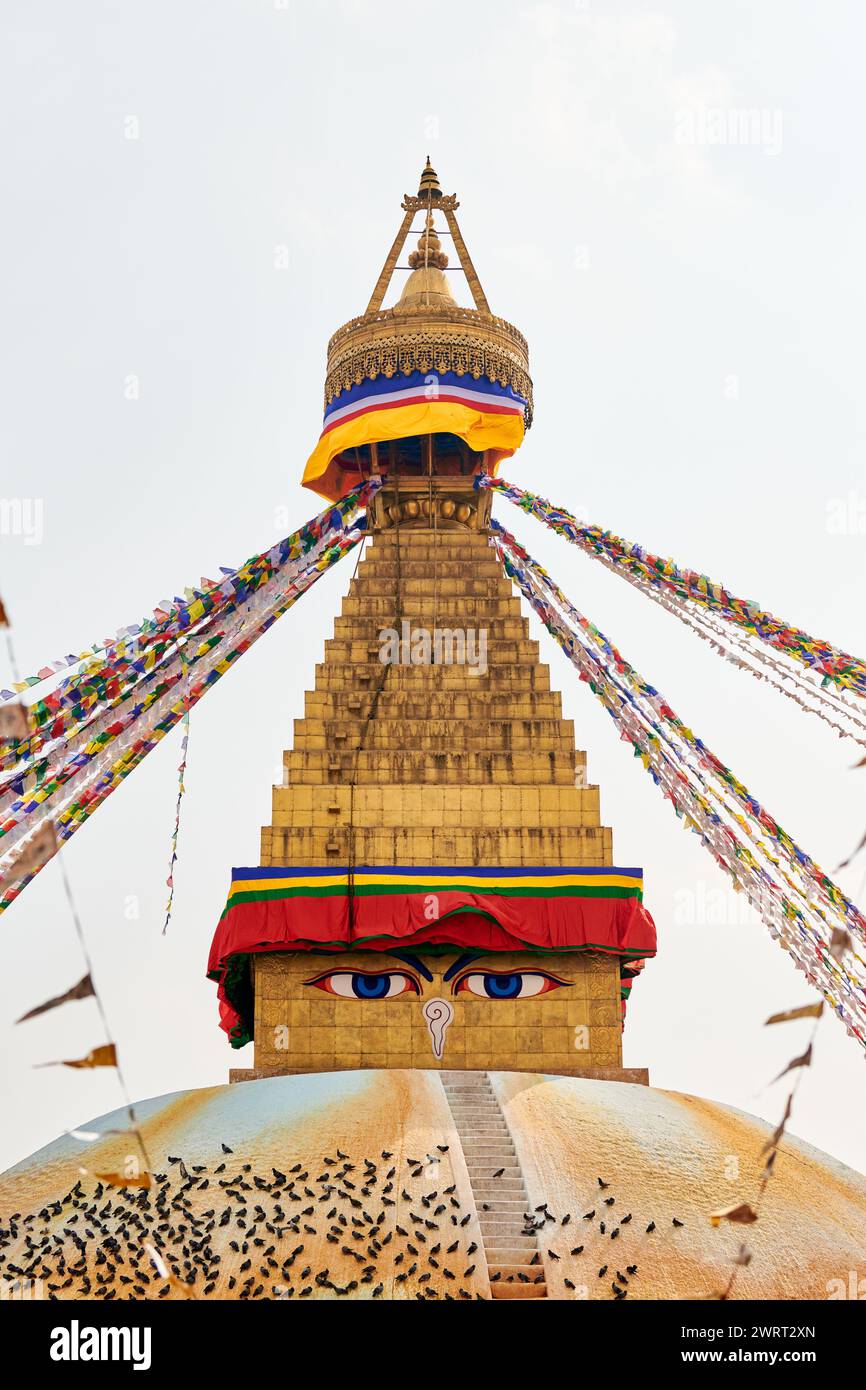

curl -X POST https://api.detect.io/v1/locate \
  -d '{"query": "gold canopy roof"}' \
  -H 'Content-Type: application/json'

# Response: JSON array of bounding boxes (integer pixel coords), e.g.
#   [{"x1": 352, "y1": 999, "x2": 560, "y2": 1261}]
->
[{"x1": 322, "y1": 159, "x2": 533, "y2": 418}]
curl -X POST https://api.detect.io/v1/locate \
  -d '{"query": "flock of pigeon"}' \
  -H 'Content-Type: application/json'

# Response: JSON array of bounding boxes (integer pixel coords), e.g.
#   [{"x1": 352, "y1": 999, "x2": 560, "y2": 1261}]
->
[{"x1": 0, "y1": 1146, "x2": 684, "y2": 1300}]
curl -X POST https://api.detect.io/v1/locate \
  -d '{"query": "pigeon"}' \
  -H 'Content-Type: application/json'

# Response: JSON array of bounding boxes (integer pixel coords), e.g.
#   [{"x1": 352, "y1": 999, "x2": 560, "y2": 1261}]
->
[
  {"x1": 597, "y1": 1178, "x2": 610, "y2": 1189},
  {"x1": 646, "y1": 1222, "x2": 655, "y2": 1233}
]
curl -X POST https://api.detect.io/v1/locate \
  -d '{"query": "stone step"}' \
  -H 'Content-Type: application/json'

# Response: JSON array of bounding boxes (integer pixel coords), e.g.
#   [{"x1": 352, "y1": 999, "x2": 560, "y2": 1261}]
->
[
  {"x1": 282, "y1": 749, "x2": 578, "y2": 787},
  {"x1": 450, "y1": 1124, "x2": 511, "y2": 1133},
  {"x1": 450, "y1": 1115, "x2": 507, "y2": 1122},
  {"x1": 448, "y1": 1101, "x2": 503, "y2": 1109},
  {"x1": 478, "y1": 1201, "x2": 533, "y2": 1213},
  {"x1": 294, "y1": 718, "x2": 579, "y2": 753},
  {"x1": 451, "y1": 1120, "x2": 507, "y2": 1126},
  {"x1": 466, "y1": 1167, "x2": 522, "y2": 1180},
  {"x1": 312, "y1": 664, "x2": 553, "y2": 692},
  {"x1": 263, "y1": 825, "x2": 613, "y2": 865},
  {"x1": 490, "y1": 1282, "x2": 547, "y2": 1300},
  {"x1": 332, "y1": 614, "x2": 530, "y2": 641},
  {"x1": 346, "y1": 575, "x2": 515, "y2": 598},
  {"x1": 466, "y1": 1170, "x2": 523, "y2": 1182},
  {"x1": 369, "y1": 535, "x2": 494, "y2": 553},
  {"x1": 481, "y1": 1227, "x2": 538, "y2": 1242},
  {"x1": 357, "y1": 562, "x2": 506, "y2": 582},
  {"x1": 304, "y1": 691, "x2": 568, "y2": 719},
  {"x1": 451, "y1": 1122, "x2": 510, "y2": 1129},
  {"x1": 330, "y1": 633, "x2": 534, "y2": 657},
  {"x1": 339, "y1": 595, "x2": 524, "y2": 620},
  {"x1": 270, "y1": 783, "x2": 600, "y2": 823}
]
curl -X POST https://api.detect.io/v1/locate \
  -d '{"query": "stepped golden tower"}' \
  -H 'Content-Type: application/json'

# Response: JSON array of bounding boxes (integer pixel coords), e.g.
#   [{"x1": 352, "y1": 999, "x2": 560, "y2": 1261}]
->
[{"x1": 211, "y1": 160, "x2": 656, "y2": 1082}]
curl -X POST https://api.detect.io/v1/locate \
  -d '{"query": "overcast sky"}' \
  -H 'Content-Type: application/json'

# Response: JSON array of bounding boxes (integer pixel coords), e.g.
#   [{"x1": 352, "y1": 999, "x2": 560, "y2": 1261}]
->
[{"x1": 2, "y1": 0, "x2": 865, "y2": 1178}]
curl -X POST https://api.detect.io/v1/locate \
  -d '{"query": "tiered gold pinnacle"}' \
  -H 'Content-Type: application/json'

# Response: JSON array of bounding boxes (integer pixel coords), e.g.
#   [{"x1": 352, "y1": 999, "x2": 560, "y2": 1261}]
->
[
  {"x1": 238, "y1": 521, "x2": 639, "y2": 1082},
  {"x1": 323, "y1": 161, "x2": 533, "y2": 420},
  {"x1": 263, "y1": 528, "x2": 609, "y2": 867}
]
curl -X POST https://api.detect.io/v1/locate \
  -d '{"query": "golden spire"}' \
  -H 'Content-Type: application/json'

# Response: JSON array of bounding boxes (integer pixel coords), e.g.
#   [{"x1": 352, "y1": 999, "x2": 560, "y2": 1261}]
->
[
  {"x1": 408, "y1": 212, "x2": 449, "y2": 271},
  {"x1": 418, "y1": 155, "x2": 442, "y2": 199},
  {"x1": 303, "y1": 159, "x2": 534, "y2": 499},
  {"x1": 398, "y1": 210, "x2": 455, "y2": 309}
]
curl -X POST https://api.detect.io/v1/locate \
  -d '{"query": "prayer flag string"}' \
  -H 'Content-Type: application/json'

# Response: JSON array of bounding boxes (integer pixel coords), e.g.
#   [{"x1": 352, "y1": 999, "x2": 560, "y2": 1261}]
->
[
  {"x1": 492, "y1": 520, "x2": 866, "y2": 1049},
  {"x1": 479, "y1": 476, "x2": 866, "y2": 729}
]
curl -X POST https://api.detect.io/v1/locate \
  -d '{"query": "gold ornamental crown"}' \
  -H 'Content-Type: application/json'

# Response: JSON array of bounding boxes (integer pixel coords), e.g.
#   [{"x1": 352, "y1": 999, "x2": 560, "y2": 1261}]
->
[{"x1": 322, "y1": 158, "x2": 533, "y2": 422}]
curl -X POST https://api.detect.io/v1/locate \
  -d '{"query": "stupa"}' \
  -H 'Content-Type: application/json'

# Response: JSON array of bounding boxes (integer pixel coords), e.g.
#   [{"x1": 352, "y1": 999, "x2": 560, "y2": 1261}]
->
[
  {"x1": 2, "y1": 163, "x2": 864, "y2": 1304},
  {"x1": 208, "y1": 156, "x2": 655, "y2": 1081}
]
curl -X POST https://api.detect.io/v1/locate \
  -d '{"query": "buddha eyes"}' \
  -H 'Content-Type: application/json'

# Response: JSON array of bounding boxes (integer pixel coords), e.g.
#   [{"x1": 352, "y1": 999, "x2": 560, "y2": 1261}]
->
[
  {"x1": 305, "y1": 971, "x2": 419, "y2": 999},
  {"x1": 304, "y1": 968, "x2": 568, "y2": 1000},
  {"x1": 453, "y1": 971, "x2": 567, "y2": 999}
]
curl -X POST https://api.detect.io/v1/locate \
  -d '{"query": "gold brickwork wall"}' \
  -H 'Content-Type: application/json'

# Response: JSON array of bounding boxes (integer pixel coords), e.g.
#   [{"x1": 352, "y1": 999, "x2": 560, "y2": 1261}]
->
[
  {"x1": 253, "y1": 950, "x2": 623, "y2": 1075},
  {"x1": 247, "y1": 522, "x2": 629, "y2": 1077}
]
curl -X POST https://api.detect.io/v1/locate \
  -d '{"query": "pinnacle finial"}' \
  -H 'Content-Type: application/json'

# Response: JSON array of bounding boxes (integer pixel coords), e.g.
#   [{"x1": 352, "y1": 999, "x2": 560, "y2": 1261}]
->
[
  {"x1": 407, "y1": 212, "x2": 448, "y2": 271},
  {"x1": 418, "y1": 156, "x2": 442, "y2": 199}
]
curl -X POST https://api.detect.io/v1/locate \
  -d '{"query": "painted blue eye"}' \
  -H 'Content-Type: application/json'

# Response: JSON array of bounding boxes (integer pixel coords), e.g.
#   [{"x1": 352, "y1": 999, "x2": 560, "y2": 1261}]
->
[
  {"x1": 352, "y1": 974, "x2": 391, "y2": 999},
  {"x1": 482, "y1": 974, "x2": 522, "y2": 999},
  {"x1": 455, "y1": 972, "x2": 564, "y2": 999},
  {"x1": 305, "y1": 971, "x2": 419, "y2": 999}
]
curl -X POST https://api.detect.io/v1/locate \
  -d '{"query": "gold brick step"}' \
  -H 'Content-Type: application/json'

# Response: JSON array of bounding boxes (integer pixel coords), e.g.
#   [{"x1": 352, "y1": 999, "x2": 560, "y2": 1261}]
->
[
  {"x1": 358, "y1": 557, "x2": 505, "y2": 580},
  {"x1": 303, "y1": 690, "x2": 566, "y2": 720},
  {"x1": 282, "y1": 749, "x2": 580, "y2": 786},
  {"x1": 369, "y1": 530, "x2": 494, "y2": 550},
  {"x1": 261, "y1": 824, "x2": 613, "y2": 866},
  {"x1": 339, "y1": 594, "x2": 524, "y2": 620},
  {"x1": 311, "y1": 664, "x2": 552, "y2": 693},
  {"x1": 292, "y1": 717, "x2": 580, "y2": 753},
  {"x1": 320, "y1": 638, "x2": 540, "y2": 666},
  {"x1": 331, "y1": 614, "x2": 531, "y2": 642},
  {"x1": 346, "y1": 575, "x2": 514, "y2": 597},
  {"x1": 270, "y1": 785, "x2": 601, "y2": 829}
]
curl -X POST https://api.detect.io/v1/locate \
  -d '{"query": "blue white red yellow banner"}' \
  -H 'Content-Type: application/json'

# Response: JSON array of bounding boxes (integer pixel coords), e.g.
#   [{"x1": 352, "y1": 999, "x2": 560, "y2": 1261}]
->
[{"x1": 303, "y1": 370, "x2": 527, "y2": 500}]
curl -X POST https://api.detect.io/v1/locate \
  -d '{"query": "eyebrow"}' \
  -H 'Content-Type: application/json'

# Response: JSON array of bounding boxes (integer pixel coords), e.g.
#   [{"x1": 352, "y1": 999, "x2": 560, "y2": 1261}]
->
[
  {"x1": 387, "y1": 952, "x2": 434, "y2": 982},
  {"x1": 442, "y1": 952, "x2": 483, "y2": 982}
]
